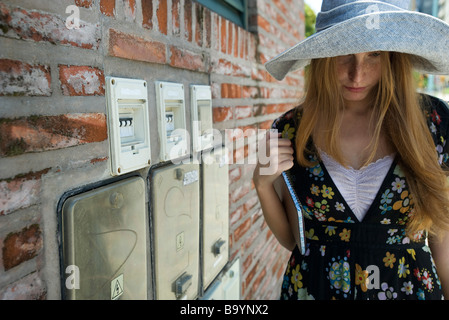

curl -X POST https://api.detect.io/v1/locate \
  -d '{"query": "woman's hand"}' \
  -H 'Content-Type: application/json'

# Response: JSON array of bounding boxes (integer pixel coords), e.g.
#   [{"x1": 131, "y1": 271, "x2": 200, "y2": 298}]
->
[{"x1": 253, "y1": 130, "x2": 294, "y2": 190}]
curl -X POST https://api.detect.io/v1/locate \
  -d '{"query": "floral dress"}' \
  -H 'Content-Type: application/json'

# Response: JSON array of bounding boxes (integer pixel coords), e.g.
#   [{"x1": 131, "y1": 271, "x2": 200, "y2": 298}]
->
[{"x1": 273, "y1": 94, "x2": 449, "y2": 300}]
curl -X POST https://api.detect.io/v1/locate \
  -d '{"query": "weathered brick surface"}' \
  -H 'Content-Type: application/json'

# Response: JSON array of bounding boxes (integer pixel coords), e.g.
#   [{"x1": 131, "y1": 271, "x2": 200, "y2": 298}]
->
[
  {"x1": 0, "y1": 59, "x2": 51, "y2": 96},
  {"x1": 0, "y1": 114, "x2": 107, "y2": 157},
  {"x1": 0, "y1": 3, "x2": 100, "y2": 49},
  {"x1": 169, "y1": 46, "x2": 207, "y2": 72},
  {"x1": 108, "y1": 29, "x2": 166, "y2": 64},
  {"x1": 59, "y1": 65, "x2": 105, "y2": 96},
  {"x1": 100, "y1": 0, "x2": 115, "y2": 17},
  {"x1": 0, "y1": 169, "x2": 50, "y2": 216},
  {"x1": 2, "y1": 224, "x2": 43, "y2": 270}
]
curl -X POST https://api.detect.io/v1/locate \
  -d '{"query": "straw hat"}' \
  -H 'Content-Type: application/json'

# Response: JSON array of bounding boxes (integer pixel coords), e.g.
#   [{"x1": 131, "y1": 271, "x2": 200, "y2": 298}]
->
[{"x1": 265, "y1": 0, "x2": 449, "y2": 80}]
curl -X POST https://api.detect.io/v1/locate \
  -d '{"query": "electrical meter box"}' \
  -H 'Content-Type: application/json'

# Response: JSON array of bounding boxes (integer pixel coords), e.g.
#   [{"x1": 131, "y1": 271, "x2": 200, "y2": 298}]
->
[
  {"x1": 191, "y1": 85, "x2": 213, "y2": 152},
  {"x1": 150, "y1": 163, "x2": 200, "y2": 300},
  {"x1": 222, "y1": 258, "x2": 240, "y2": 299},
  {"x1": 200, "y1": 258, "x2": 240, "y2": 300},
  {"x1": 105, "y1": 77, "x2": 151, "y2": 176},
  {"x1": 61, "y1": 176, "x2": 148, "y2": 300},
  {"x1": 155, "y1": 81, "x2": 188, "y2": 161},
  {"x1": 201, "y1": 146, "x2": 229, "y2": 290}
]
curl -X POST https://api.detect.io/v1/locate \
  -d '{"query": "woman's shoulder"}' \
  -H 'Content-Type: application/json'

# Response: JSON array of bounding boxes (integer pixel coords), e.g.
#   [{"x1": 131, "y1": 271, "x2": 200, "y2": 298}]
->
[
  {"x1": 271, "y1": 106, "x2": 302, "y2": 141},
  {"x1": 420, "y1": 93, "x2": 449, "y2": 122},
  {"x1": 420, "y1": 93, "x2": 449, "y2": 164},
  {"x1": 420, "y1": 93, "x2": 449, "y2": 134}
]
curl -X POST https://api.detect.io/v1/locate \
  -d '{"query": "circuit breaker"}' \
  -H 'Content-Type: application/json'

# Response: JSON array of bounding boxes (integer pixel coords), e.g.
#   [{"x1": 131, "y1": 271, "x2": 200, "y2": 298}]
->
[
  {"x1": 61, "y1": 176, "x2": 148, "y2": 300},
  {"x1": 155, "y1": 81, "x2": 188, "y2": 161},
  {"x1": 191, "y1": 85, "x2": 213, "y2": 152},
  {"x1": 150, "y1": 163, "x2": 200, "y2": 300},
  {"x1": 201, "y1": 146, "x2": 229, "y2": 290},
  {"x1": 105, "y1": 77, "x2": 151, "y2": 176}
]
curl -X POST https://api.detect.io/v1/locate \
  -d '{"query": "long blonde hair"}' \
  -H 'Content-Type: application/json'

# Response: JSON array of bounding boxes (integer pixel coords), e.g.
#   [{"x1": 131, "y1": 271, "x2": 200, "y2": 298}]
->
[{"x1": 295, "y1": 52, "x2": 449, "y2": 237}]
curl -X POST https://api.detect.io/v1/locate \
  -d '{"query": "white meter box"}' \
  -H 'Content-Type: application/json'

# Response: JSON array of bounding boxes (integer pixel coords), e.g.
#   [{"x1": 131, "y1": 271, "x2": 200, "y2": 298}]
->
[
  {"x1": 191, "y1": 85, "x2": 213, "y2": 152},
  {"x1": 61, "y1": 176, "x2": 148, "y2": 300},
  {"x1": 106, "y1": 77, "x2": 151, "y2": 176},
  {"x1": 151, "y1": 163, "x2": 200, "y2": 300},
  {"x1": 155, "y1": 81, "x2": 188, "y2": 161},
  {"x1": 202, "y1": 146, "x2": 229, "y2": 290},
  {"x1": 200, "y1": 258, "x2": 240, "y2": 300}
]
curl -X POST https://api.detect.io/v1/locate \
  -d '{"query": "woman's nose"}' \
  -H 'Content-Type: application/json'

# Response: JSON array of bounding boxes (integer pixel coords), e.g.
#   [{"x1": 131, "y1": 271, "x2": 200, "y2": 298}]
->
[{"x1": 348, "y1": 61, "x2": 364, "y2": 83}]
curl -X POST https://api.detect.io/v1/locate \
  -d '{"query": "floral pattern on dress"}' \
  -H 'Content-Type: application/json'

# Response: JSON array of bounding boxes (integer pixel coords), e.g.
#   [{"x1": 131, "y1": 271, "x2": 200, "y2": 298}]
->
[{"x1": 275, "y1": 94, "x2": 449, "y2": 300}]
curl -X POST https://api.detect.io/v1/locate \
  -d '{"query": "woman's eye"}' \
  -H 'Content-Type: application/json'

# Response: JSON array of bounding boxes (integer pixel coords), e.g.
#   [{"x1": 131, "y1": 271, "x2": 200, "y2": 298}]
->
[{"x1": 370, "y1": 51, "x2": 381, "y2": 57}]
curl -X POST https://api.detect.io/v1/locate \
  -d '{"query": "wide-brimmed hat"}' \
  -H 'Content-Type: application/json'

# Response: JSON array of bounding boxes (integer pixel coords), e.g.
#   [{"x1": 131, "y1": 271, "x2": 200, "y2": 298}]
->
[{"x1": 265, "y1": 0, "x2": 449, "y2": 80}]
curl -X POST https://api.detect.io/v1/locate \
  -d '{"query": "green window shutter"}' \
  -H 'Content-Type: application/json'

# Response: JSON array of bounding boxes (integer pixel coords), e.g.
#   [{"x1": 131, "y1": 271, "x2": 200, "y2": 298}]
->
[{"x1": 195, "y1": 0, "x2": 248, "y2": 29}]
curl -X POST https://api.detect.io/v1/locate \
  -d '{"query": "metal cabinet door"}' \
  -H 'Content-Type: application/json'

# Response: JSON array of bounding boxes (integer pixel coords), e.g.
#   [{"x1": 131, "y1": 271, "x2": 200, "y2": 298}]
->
[
  {"x1": 62, "y1": 176, "x2": 148, "y2": 300},
  {"x1": 202, "y1": 147, "x2": 229, "y2": 289},
  {"x1": 151, "y1": 163, "x2": 200, "y2": 300}
]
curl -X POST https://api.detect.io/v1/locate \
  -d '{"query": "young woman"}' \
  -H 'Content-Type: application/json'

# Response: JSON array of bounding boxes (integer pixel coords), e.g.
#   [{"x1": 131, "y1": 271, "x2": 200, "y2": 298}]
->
[{"x1": 254, "y1": 0, "x2": 449, "y2": 300}]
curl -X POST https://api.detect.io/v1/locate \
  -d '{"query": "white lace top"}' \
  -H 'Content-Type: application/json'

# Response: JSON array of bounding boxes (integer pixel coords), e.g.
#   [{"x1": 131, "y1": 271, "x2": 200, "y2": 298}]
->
[{"x1": 319, "y1": 150, "x2": 395, "y2": 222}]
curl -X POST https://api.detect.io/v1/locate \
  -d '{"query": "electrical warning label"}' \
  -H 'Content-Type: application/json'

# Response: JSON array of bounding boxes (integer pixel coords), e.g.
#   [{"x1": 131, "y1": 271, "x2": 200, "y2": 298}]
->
[{"x1": 111, "y1": 274, "x2": 124, "y2": 300}]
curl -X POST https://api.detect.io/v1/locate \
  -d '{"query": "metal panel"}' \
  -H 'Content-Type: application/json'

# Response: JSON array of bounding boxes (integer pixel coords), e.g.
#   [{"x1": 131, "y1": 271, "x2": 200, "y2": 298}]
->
[
  {"x1": 61, "y1": 176, "x2": 148, "y2": 300},
  {"x1": 151, "y1": 163, "x2": 200, "y2": 300},
  {"x1": 202, "y1": 147, "x2": 229, "y2": 289},
  {"x1": 222, "y1": 258, "x2": 240, "y2": 299}
]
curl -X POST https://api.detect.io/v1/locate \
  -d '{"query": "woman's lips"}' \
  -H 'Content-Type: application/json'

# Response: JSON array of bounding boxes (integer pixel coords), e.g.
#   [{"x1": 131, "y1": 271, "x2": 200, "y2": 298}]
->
[{"x1": 344, "y1": 86, "x2": 366, "y2": 93}]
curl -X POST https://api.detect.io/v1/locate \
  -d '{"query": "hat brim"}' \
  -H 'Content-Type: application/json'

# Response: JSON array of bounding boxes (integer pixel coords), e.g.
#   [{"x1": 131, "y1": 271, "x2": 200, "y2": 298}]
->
[{"x1": 265, "y1": 11, "x2": 449, "y2": 80}]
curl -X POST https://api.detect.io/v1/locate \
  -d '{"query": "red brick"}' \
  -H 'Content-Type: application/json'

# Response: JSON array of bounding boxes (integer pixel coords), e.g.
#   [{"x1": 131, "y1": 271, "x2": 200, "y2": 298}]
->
[
  {"x1": 157, "y1": 0, "x2": 168, "y2": 35},
  {"x1": 244, "y1": 195, "x2": 259, "y2": 213},
  {"x1": 234, "y1": 105, "x2": 253, "y2": 119},
  {"x1": 0, "y1": 169, "x2": 50, "y2": 215},
  {"x1": 233, "y1": 217, "x2": 251, "y2": 243},
  {"x1": 75, "y1": 0, "x2": 93, "y2": 8},
  {"x1": 184, "y1": 0, "x2": 193, "y2": 42},
  {"x1": 259, "y1": 120, "x2": 274, "y2": 130},
  {"x1": 0, "y1": 59, "x2": 51, "y2": 96},
  {"x1": 0, "y1": 3, "x2": 100, "y2": 49},
  {"x1": 221, "y1": 83, "x2": 242, "y2": 98},
  {"x1": 212, "y1": 106, "x2": 233, "y2": 123},
  {"x1": 212, "y1": 58, "x2": 250, "y2": 78},
  {"x1": 229, "y1": 167, "x2": 241, "y2": 184},
  {"x1": 228, "y1": 23, "x2": 234, "y2": 55},
  {"x1": 0, "y1": 114, "x2": 107, "y2": 157},
  {"x1": 109, "y1": 29, "x2": 166, "y2": 64},
  {"x1": 2, "y1": 224, "x2": 43, "y2": 270},
  {"x1": 142, "y1": 0, "x2": 153, "y2": 29},
  {"x1": 59, "y1": 65, "x2": 105, "y2": 96},
  {"x1": 169, "y1": 46, "x2": 207, "y2": 72},
  {"x1": 204, "y1": 9, "x2": 211, "y2": 48},
  {"x1": 234, "y1": 26, "x2": 239, "y2": 57},
  {"x1": 244, "y1": 262, "x2": 257, "y2": 289},
  {"x1": 220, "y1": 18, "x2": 227, "y2": 54},
  {"x1": 100, "y1": 0, "x2": 115, "y2": 16},
  {"x1": 171, "y1": 0, "x2": 180, "y2": 35},
  {"x1": 230, "y1": 181, "x2": 251, "y2": 203},
  {"x1": 242, "y1": 86, "x2": 259, "y2": 99},
  {"x1": 194, "y1": 3, "x2": 203, "y2": 46},
  {"x1": 230, "y1": 205, "x2": 245, "y2": 228}
]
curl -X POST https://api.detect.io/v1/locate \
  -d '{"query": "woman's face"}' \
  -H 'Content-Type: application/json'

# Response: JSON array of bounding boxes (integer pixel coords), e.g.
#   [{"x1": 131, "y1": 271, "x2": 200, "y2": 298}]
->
[{"x1": 336, "y1": 52, "x2": 382, "y2": 106}]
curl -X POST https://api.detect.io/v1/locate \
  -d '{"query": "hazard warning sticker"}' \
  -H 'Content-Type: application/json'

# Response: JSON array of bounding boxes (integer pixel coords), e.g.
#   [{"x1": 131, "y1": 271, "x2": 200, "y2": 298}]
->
[{"x1": 111, "y1": 274, "x2": 124, "y2": 300}]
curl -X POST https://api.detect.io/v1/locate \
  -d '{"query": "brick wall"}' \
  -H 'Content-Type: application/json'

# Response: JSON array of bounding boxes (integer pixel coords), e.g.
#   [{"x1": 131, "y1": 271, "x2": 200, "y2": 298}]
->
[{"x1": 0, "y1": 0, "x2": 305, "y2": 300}]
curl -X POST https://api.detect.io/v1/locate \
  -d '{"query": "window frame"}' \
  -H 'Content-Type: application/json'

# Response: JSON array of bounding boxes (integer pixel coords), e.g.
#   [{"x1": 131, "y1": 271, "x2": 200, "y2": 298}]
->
[{"x1": 195, "y1": 0, "x2": 248, "y2": 29}]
